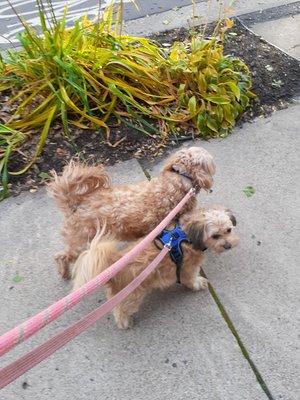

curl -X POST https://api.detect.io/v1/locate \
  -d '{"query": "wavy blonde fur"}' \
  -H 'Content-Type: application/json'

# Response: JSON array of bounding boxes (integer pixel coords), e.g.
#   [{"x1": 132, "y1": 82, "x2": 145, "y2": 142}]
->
[
  {"x1": 72, "y1": 206, "x2": 239, "y2": 329},
  {"x1": 48, "y1": 147, "x2": 216, "y2": 279}
]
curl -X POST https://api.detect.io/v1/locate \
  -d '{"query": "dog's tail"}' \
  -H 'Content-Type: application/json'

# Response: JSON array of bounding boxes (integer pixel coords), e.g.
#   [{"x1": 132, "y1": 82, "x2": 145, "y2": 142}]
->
[
  {"x1": 48, "y1": 161, "x2": 110, "y2": 214},
  {"x1": 72, "y1": 230, "x2": 118, "y2": 290}
]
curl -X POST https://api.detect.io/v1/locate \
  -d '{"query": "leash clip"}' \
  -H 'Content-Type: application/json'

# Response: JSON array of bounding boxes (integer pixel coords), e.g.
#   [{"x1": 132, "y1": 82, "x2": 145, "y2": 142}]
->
[{"x1": 164, "y1": 239, "x2": 172, "y2": 250}]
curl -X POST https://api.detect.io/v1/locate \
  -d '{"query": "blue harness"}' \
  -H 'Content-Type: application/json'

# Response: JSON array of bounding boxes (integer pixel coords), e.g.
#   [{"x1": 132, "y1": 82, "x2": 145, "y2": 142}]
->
[{"x1": 156, "y1": 224, "x2": 190, "y2": 283}]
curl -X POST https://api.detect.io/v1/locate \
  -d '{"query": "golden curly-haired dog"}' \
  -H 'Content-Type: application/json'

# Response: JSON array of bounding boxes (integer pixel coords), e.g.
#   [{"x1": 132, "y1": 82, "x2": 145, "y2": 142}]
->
[
  {"x1": 72, "y1": 206, "x2": 239, "y2": 329},
  {"x1": 48, "y1": 147, "x2": 215, "y2": 279}
]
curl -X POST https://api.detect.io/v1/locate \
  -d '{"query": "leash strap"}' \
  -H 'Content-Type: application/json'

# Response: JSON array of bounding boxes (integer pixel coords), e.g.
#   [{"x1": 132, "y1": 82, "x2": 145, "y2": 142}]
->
[
  {"x1": 0, "y1": 246, "x2": 170, "y2": 389},
  {"x1": 0, "y1": 188, "x2": 195, "y2": 359}
]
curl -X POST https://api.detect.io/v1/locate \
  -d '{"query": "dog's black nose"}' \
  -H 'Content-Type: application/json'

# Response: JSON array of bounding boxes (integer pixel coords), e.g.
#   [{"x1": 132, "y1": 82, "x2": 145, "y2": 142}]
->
[{"x1": 223, "y1": 242, "x2": 232, "y2": 250}]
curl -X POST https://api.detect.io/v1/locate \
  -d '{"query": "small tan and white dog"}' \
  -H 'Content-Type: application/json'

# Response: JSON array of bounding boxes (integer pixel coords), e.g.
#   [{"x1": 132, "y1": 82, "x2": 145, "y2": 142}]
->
[
  {"x1": 48, "y1": 147, "x2": 215, "y2": 279},
  {"x1": 72, "y1": 206, "x2": 239, "y2": 329}
]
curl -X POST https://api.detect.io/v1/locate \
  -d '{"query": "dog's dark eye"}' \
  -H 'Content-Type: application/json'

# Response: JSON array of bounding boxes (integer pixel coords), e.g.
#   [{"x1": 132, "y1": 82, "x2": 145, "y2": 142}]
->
[
  {"x1": 227, "y1": 228, "x2": 231, "y2": 233},
  {"x1": 212, "y1": 234, "x2": 220, "y2": 239}
]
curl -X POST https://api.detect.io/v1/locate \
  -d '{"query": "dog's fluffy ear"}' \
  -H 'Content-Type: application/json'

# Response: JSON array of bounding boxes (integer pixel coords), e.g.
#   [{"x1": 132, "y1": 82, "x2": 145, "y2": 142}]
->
[
  {"x1": 189, "y1": 147, "x2": 216, "y2": 191},
  {"x1": 187, "y1": 221, "x2": 207, "y2": 251},
  {"x1": 171, "y1": 163, "x2": 187, "y2": 175},
  {"x1": 193, "y1": 170, "x2": 214, "y2": 191},
  {"x1": 226, "y1": 209, "x2": 237, "y2": 226}
]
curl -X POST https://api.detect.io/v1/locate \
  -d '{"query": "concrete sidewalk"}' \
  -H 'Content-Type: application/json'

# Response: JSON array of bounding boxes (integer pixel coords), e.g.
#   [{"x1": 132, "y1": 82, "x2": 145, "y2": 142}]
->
[
  {"x1": 1, "y1": 1, "x2": 300, "y2": 399},
  {"x1": 0, "y1": 161, "x2": 265, "y2": 400},
  {"x1": 125, "y1": 0, "x2": 296, "y2": 36},
  {"x1": 0, "y1": 0, "x2": 295, "y2": 48},
  {"x1": 1, "y1": 104, "x2": 299, "y2": 400},
  {"x1": 146, "y1": 103, "x2": 300, "y2": 400},
  {"x1": 251, "y1": 14, "x2": 300, "y2": 60}
]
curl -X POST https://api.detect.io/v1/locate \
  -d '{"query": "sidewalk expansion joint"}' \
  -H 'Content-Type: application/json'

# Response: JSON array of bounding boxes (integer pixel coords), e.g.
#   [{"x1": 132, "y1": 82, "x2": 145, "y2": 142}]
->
[
  {"x1": 238, "y1": 1, "x2": 300, "y2": 27},
  {"x1": 201, "y1": 269, "x2": 275, "y2": 400},
  {"x1": 141, "y1": 163, "x2": 274, "y2": 400}
]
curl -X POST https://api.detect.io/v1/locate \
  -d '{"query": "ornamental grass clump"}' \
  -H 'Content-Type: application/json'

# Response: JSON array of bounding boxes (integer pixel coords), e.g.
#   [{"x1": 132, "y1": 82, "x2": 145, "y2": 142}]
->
[{"x1": 0, "y1": 0, "x2": 254, "y2": 199}]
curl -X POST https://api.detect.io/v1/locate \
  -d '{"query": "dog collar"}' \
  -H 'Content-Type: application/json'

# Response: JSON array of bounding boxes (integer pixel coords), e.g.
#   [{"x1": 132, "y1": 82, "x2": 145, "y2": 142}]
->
[
  {"x1": 156, "y1": 224, "x2": 190, "y2": 284},
  {"x1": 171, "y1": 167, "x2": 202, "y2": 193},
  {"x1": 171, "y1": 167, "x2": 193, "y2": 183}
]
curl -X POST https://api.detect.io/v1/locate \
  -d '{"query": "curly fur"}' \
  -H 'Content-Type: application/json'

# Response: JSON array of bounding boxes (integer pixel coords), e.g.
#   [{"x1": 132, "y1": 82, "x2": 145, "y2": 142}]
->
[
  {"x1": 72, "y1": 206, "x2": 239, "y2": 329},
  {"x1": 48, "y1": 146, "x2": 215, "y2": 279}
]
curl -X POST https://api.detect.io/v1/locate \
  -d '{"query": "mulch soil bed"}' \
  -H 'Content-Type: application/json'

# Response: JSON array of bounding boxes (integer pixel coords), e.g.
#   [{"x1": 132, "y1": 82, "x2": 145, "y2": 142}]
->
[{"x1": 2, "y1": 18, "x2": 300, "y2": 196}]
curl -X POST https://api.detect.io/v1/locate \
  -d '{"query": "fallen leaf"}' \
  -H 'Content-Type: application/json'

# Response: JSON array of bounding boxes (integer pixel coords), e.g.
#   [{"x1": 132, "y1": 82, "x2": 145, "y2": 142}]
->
[
  {"x1": 12, "y1": 272, "x2": 23, "y2": 283},
  {"x1": 38, "y1": 171, "x2": 50, "y2": 180},
  {"x1": 29, "y1": 188, "x2": 37, "y2": 193},
  {"x1": 271, "y1": 79, "x2": 283, "y2": 88},
  {"x1": 56, "y1": 148, "x2": 68, "y2": 156},
  {"x1": 243, "y1": 186, "x2": 255, "y2": 197},
  {"x1": 4, "y1": 259, "x2": 17, "y2": 264},
  {"x1": 134, "y1": 149, "x2": 143, "y2": 157},
  {"x1": 265, "y1": 64, "x2": 273, "y2": 72}
]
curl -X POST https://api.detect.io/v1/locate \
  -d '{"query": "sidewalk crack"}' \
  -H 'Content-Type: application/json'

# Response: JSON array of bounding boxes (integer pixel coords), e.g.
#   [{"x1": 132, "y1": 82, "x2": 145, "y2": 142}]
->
[
  {"x1": 204, "y1": 272, "x2": 274, "y2": 400},
  {"x1": 137, "y1": 160, "x2": 151, "y2": 180},
  {"x1": 139, "y1": 163, "x2": 273, "y2": 398}
]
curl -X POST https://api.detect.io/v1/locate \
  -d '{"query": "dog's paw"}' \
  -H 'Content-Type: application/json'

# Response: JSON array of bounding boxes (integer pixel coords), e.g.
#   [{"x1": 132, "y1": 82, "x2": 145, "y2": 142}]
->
[
  {"x1": 192, "y1": 276, "x2": 208, "y2": 290},
  {"x1": 54, "y1": 253, "x2": 71, "y2": 280},
  {"x1": 116, "y1": 316, "x2": 133, "y2": 330}
]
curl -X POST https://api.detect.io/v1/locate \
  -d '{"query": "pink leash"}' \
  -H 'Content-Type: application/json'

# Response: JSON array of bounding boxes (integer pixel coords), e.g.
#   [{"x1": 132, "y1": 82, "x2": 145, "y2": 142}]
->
[
  {"x1": 0, "y1": 189, "x2": 195, "y2": 387},
  {"x1": 0, "y1": 188, "x2": 194, "y2": 359},
  {"x1": 0, "y1": 245, "x2": 170, "y2": 388}
]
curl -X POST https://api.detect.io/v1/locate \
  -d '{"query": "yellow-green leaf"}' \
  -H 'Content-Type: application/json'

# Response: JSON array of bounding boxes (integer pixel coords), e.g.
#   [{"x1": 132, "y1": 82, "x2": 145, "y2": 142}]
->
[
  {"x1": 205, "y1": 95, "x2": 230, "y2": 105},
  {"x1": 188, "y1": 96, "x2": 197, "y2": 116},
  {"x1": 206, "y1": 116, "x2": 219, "y2": 132},
  {"x1": 10, "y1": 105, "x2": 57, "y2": 175},
  {"x1": 223, "y1": 104, "x2": 235, "y2": 125},
  {"x1": 224, "y1": 81, "x2": 240, "y2": 100}
]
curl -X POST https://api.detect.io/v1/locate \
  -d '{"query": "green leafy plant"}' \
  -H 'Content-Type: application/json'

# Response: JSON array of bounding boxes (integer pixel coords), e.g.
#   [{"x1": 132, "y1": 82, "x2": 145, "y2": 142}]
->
[{"x1": 0, "y1": 1, "x2": 254, "y2": 199}]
